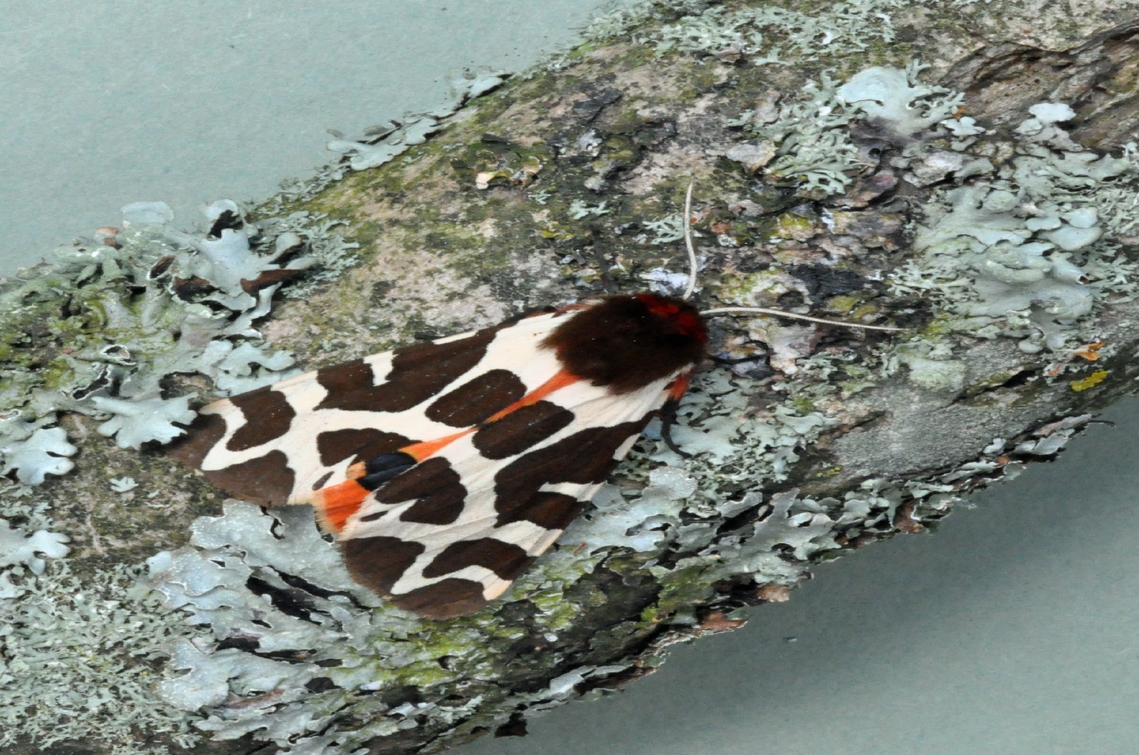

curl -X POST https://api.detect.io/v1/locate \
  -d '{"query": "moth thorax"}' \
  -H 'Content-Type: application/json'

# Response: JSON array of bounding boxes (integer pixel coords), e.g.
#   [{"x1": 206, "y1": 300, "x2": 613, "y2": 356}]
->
[{"x1": 542, "y1": 294, "x2": 707, "y2": 393}]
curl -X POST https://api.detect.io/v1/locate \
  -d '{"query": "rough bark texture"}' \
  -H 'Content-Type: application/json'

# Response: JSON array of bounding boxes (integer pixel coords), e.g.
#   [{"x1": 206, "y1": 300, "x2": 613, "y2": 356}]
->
[{"x1": 5, "y1": 1, "x2": 1139, "y2": 754}]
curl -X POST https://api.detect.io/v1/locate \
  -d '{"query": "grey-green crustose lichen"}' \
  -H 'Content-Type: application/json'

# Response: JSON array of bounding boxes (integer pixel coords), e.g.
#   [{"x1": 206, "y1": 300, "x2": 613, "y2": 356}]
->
[{"x1": 3, "y1": 0, "x2": 1139, "y2": 753}]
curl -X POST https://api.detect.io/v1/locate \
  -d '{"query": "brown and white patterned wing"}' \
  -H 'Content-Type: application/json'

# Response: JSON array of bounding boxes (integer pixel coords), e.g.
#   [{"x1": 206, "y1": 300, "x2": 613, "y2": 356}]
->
[
  {"x1": 170, "y1": 312, "x2": 570, "y2": 504},
  {"x1": 336, "y1": 374, "x2": 676, "y2": 619}
]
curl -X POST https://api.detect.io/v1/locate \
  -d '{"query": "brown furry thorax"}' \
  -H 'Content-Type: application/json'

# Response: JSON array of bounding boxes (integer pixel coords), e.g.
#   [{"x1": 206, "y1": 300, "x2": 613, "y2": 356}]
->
[{"x1": 542, "y1": 294, "x2": 707, "y2": 393}]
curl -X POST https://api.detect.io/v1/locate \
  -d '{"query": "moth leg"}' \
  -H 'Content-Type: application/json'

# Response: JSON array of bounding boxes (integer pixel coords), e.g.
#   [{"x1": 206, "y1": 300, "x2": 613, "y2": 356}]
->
[
  {"x1": 658, "y1": 398, "x2": 691, "y2": 459},
  {"x1": 709, "y1": 353, "x2": 764, "y2": 365}
]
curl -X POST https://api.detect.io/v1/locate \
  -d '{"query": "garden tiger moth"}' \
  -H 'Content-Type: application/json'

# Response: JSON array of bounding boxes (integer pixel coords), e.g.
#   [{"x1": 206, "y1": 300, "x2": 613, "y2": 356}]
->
[{"x1": 171, "y1": 184, "x2": 898, "y2": 619}]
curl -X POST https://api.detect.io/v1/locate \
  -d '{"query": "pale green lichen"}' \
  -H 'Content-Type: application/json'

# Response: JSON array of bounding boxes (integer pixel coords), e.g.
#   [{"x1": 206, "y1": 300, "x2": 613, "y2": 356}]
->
[
  {"x1": 836, "y1": 64, "x2": 964, "y2": 136},
  {"x1": 581, "y1": 0, "x2": 708, "y2": 44},
  {"x1": 0, "y1": 518, "x2": 69, "y2": 576},
  {"x1": 93, "y1": 395, "x2": 199, "y2": 450},
  {"x1": 0, "y1": 194, "x2": 359, "y2": 751},
  {"x1": 588, "y1": 0, "x2": 916, "y2": 65},
  {"x1": 328, "y1": 116, "x2": 446, "y2": 172},
  {"x1": 642, "y1": 212, "x2": 687, "y2": 244},
  {"x1": 738, "y1": 72, "x2": 862, "y2": 193},
  {"x1": 0, "y1": 561, "x2": 203, "y2": 754},
  {"x1": 324, "y1": 67, "x2": 509, "y2": 172},
  {"x1": 0, "y1": 423, "x2": 77, "y2": 485},
  {"x1": 731, "y1": 62, "x2": 962, "y2": 195},
  {"x1": 892, "y1": 339, "x2": 967, "y2": 393},
  {"x1": 723, "y1": 57, "x2": 1139, "y2": 371},
  {"x1": 887, "y1": 103, "x2": 1139, "y2": 356},
  {"x1": 0, "y1": 198, "x2": 324, "y2": 456},
  {"x1": 568, "y1": 199, "x2": 612, "y2": 219},
  {"x1": 109, "y1": 475, "x2": 139, "y2": 493}
]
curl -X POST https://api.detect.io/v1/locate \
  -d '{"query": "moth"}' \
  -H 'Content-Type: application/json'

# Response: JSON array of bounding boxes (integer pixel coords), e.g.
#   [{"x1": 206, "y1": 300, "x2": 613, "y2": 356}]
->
[{"x1": 172, "y1": 185, "x2": 897, "y2": 619}]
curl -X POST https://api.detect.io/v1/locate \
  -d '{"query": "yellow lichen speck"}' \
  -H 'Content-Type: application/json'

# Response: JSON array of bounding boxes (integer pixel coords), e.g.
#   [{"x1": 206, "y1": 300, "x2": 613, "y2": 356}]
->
[{"x1": 1070, "y1": 370, "x2": 1109, "y2": 392}]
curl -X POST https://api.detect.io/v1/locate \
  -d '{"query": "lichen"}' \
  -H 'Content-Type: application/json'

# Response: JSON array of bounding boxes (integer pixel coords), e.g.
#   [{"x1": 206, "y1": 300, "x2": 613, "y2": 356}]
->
[
  {"x1": 0, "y1": 193, "x2": 357, "y2": 751},
  {"x1": 886, "y1": 100, "x2": 1139, "y2": 356},
  {"x1": 728, "y1": 62, "x2": 964, "y2": 197},
  {"x1": 3, "y1": 2, "x2": 1137, "y2": 753},
  {"x1": 589, "y1": 0, "x2": 917, "y2": 65},
  {"x1": 325, "y1": 68, "x2": 509, "y2": 173},
  {"x1": 0, "y1": 422, "x2": 77, "y2": 485},
  {"x1": 93, "y1": 395, "x2": 199, "y2": 450},
  {"x1": 0, "y1": 519, "x2": 69, "y2": 576},
  {"x1": 0, "y1": 561, "x2": 202, "y2": 754}
]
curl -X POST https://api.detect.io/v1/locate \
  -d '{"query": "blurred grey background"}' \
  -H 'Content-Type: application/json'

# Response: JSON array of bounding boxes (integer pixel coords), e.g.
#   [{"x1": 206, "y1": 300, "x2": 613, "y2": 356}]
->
[
  {"x1": 3, "y1": 3, "x2": 1136, "y2": 753},
  {"x1": 0, "y1": 0, "x2": 616, "y2": 268}
]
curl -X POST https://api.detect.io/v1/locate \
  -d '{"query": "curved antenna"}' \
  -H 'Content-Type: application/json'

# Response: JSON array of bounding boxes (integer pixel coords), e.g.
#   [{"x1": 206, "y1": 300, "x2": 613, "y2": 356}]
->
[
  {"x1": 700, "y1": 307, "x2": 902, "y2": 332},
  {"x1": 681, "y1": 180, "x2": 900, "y2": 333},
  {"x1": 681, "y1": 180, "x2": 698, "y2": 301}
]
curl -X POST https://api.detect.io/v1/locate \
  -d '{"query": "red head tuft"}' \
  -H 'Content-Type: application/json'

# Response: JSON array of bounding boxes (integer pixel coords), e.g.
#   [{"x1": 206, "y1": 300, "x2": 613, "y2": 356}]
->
[{"x1": 634, "y1": 293, "x2": 708, "y2": 343}]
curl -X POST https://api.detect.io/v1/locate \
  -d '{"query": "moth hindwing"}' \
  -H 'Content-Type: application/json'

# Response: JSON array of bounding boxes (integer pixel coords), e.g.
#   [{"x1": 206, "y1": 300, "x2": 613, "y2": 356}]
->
[{"x1": 171, "y1": 294, "x2": 708, "y2": 618}]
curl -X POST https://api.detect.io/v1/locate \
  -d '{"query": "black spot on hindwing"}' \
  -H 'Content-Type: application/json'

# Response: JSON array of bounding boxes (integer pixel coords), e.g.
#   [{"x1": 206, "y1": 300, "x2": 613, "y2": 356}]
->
[
  {"x1": 313, "y1": 359, "x2": 374, "y2": 408},
  {"x1": 376, "y1": 457, "x2": 468, "y2": 525},
  {"x1": 167, "y1": 412, "x2": 296, "y2": 505},
  {"x1": 497, "y1": 492, "x2": 585, "y2": 530},
  {"x1": 226, "y1": 388, "x2": 296, "y2": 451},
  {"x1": 167, "y1": 411, "x2": 227, "y2": 469},
  {"x1": 358, "y1": 510, "x2": 388, "y2": 523},
  {"x1": 341, "y1": 536, "x2": 425, "y2": 596},
  {"x1": 211, "y1": 451, "x2": 296, "y2": 505},
  {"x1": 344, "y1": 535, "x2": 489, "y2": 618},
  {"x1": 390, "y1": 580, "x2": 487, "y2": 620},
  {"x1": 421, "y1": 538, "x2": 533, "y2": 581}
]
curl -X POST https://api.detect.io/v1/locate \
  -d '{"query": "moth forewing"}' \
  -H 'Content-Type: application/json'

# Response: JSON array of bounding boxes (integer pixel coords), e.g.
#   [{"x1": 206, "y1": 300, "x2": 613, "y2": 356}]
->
[
  {"x1": 172, "y1": 294, "x2": 707, "y2": 618},
  {"x1": 177, "y1": 310, "x2": 566, "y2": 504}
]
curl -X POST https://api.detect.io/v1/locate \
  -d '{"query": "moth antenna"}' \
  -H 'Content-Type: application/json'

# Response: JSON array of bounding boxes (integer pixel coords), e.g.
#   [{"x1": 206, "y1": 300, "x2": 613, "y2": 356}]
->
[
  {"x1": 681, "y1": 180, "x2": 697, "y2": 301},
  {"x1": 681, "y1": 181, "x2": 898, "y2": 332},
  {"x1": 700, "y1": 306, "x2": 902, "y2": 332}
]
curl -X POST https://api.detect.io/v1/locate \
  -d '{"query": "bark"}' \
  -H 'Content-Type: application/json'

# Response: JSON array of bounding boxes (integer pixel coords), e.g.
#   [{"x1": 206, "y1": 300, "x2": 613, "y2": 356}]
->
[{"x1": 5, "y1": 1, "x2": 1139, "y2": 754}]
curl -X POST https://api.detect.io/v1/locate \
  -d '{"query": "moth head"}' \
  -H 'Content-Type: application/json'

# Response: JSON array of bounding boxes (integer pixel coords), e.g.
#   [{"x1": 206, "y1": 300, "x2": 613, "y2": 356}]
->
[{"x1": 634, "y1": 292, "x2": 708, "y2": 343}]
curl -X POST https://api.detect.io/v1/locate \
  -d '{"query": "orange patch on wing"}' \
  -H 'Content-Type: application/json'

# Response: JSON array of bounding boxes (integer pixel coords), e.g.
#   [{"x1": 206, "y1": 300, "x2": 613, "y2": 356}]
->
[
  {"x1": 400, "y1": 429, "x2": 472, "y2": 462},
  {"x1": 311, "y1": 479, "x2": 372, "y2": 533},
  {"x1": 485, "y1": 370, "x2": 579, "y2": 423}
]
